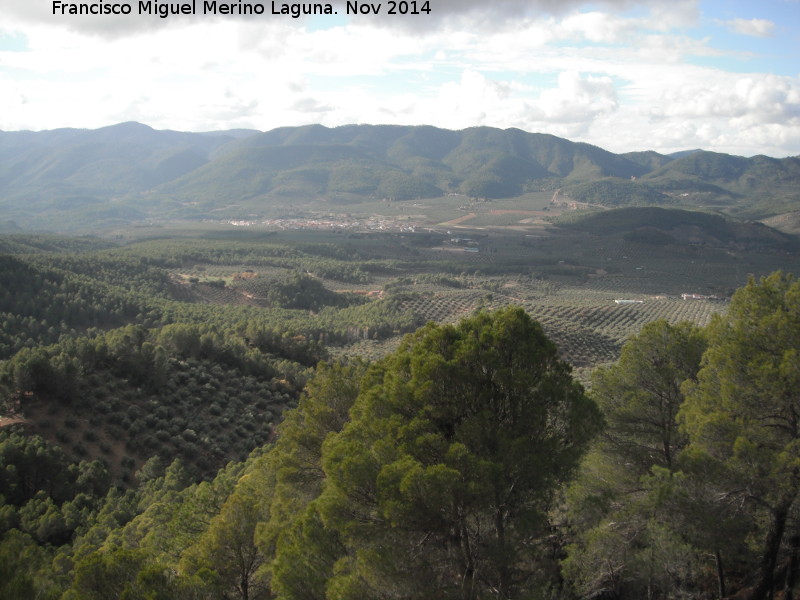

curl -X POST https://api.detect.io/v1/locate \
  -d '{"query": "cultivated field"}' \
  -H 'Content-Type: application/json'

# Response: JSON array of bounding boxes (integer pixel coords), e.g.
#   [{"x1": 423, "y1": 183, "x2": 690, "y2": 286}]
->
[{"x1": 140, "y1": 218, "x2": 793, "y2": 381}]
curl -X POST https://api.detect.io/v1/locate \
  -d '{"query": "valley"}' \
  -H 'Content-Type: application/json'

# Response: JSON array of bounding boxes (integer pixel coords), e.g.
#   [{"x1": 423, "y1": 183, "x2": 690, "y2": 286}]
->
[
  {"x1": 1, "y1": 122, "x2": 799, "y2": 600},
  {"x1": 3, "y1": 199, "x2": 795, "y2": 479}
]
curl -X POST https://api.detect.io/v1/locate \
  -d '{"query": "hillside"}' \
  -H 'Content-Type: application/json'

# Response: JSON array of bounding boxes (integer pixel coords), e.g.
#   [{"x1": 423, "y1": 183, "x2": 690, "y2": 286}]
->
[
  {"x1": 1, "y1": 219, "x2": 799, "y2": 599},
  {"x1": 1, "y1": 268, "x2": 799, "y2": 600},
  {"x1": 0, "y1": 234, "x2": 429, "y2": 479},
  {"x1": 157, "y1": 124, "x2": 648, "y2": 205},
  {"x1": 558, "y1": 206, "x2": 800, "y2": 251},
  {"x1": 3, "y1": 218, "x2": 796, "y2": 467},
  {"x1": 762, "y1": 210, "x2": 800, "y2": 235},
  {"x1": 3, "y1": 123, "x2": 798, "y2": 232},
  {"x1": 0, "y1": 122, "x2": 255, "y2": 228},
  {"x1": 641, "y1": 151, "x2": 800, "y2": 216}
]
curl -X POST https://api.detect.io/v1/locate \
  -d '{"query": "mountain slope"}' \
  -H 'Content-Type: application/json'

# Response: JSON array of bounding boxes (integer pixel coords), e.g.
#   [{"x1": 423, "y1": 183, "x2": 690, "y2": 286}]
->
[
  {"x1": 642, "y1": 151, "x2": 800, "y2": 215},
  {"x1": 158, "y1": 124, "x2": 649, "y2": 204},
  {"x1": 1, "y1": 122, "x2": 798, "y2": 231},
  {"x1": 559, "y1": 206, "x2": 799, "y2": 251},
  {"x1": 0, "y1": 122, "x2": 255, "y2": 210}
]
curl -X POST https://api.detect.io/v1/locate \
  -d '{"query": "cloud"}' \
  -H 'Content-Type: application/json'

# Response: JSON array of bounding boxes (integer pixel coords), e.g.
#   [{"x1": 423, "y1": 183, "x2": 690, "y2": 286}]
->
[
  {"x1": 347, "y1": 69, "x2": 619, "y2": 140},
  {"x1": 558, "y1": 11, "x2": 636, "y2": 43},
  {"x1": 644, "y1": 1, "x2": 699, "y2": 31},
  {"x1": 624, "y1": 72, "x2": 800, "y2": 156},
  {"x1": 292, "y1": 97, "x2": 334, "y2": 113},
  {"x1": 1, "y1": 0, "x2": 798, "y2": 157},
  {"x1": 3, "y1": 0, "x2": 697, "y2": 38},
  {"x1": 720, "y1": 18, "x2": 776, "y2": 38},
  {"x1": 531, "y1": 71, "x2": 618, "y2": 124},
  {"x1": 6, "y1": 1, "x2": 299, "y2": 38},
  {"x1": 349, "y1": 0, "x2": 700, "y2": 33},
  {"x1": 0, "y1": 80, "x2": 29, "y2": 130},
  {"x1": 649, "y1": 74, "x2": 800, "y2": 125}
]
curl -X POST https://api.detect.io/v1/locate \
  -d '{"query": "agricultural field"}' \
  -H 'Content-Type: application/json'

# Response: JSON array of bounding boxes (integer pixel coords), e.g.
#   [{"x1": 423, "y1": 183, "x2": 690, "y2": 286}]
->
[
  {"x1": 111, "y1": 210, "x2": 793, "y2": 380},
  {"x1": 349, "y1": 270, "x2": 728, "y2": 379},
  {"x1": 7, "y1": 203, "x2": 792, "y2": 481},
  {"x1": 163, "y1": 253, "x2": 730, "y2": 378},
  {"x1": 3, "y1": 202, "x2": 795, "y2": 400}
]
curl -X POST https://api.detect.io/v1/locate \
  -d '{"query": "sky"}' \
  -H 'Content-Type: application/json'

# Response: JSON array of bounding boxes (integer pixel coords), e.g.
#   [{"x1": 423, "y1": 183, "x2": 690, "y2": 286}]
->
[{"x1": 1, "y1": 0, "x2": 798, "y2": 157}]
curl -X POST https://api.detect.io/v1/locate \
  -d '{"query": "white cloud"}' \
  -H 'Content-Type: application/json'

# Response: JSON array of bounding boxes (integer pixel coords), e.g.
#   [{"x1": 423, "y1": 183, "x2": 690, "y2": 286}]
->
[
  {"x1": 649, "y1": 74, "x2": 800, "y2": 125},
  {"x1": 292, "y1": 97, "x2": 334, "y2": 113},
  {"x1": 604, "y1": 71, "x2": 800, "y2": 156},
  {"x1": 558, "y1": 11, "x2": 635, "y2": 43},
  {"x1": 644, "y1": 1, "x2": 700, "y2": 31},
  {"x1": 372, "y1": 70, "x2": 521, "y2": 129},
  {"x1": 720, "y1": 18, "x2": 776, "y2": 38},
  {"x1": 316, "y1": 68, "x2": 619, "y2": 141},
  {"x1": 3, "y1": 0, "x2": 699, "y2": 37},
  {"x1": 0, "y1": 0, "x2": 797, "y2": 157},
  {"x1": 531, "y1": 71, "x2": 619, "y2": 124}
]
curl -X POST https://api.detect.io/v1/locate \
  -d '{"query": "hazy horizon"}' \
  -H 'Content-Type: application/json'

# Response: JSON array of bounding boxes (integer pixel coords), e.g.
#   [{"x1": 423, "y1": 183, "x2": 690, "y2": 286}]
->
[{"x1": 1, "y1": 0, "x2": 798, "y2": 158}]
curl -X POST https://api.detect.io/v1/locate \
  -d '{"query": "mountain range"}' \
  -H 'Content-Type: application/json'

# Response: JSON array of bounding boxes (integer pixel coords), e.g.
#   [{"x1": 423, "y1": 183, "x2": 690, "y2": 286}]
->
[{"x1": 1, "y1": 122, "x2": 798, "y2": 232}]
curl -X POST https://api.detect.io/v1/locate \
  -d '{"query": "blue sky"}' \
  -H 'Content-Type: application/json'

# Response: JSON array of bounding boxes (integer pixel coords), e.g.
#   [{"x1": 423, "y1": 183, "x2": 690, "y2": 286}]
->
[{"x1": 0, "y1": 0, "x2": 798, "y2": 157}]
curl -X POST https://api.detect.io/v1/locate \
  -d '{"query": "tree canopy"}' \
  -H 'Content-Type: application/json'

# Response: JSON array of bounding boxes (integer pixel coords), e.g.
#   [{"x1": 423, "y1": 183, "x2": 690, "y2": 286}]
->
[
  {"x1": 680, "y1": 271, "x2": 800, "y2": 600},
  {"x1": 275, "y1": 307, "x2": 602, "y2": 600},
  {"x1": 6, "y1": 271, "x2": 800, "y2": 600},
  {"x1": 565, "y1": 273, "x2": 800, "y2": 600}
]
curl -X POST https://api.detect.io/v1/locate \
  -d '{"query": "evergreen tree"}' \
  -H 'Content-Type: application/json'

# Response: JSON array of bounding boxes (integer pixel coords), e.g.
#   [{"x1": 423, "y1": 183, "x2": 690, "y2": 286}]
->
[
  {"x1": 563, "y1": 320, "x2": 706, "y2": 599},
  {"x1": 681, "y1": 272, "x2": 800, "y2": 599},
  {"x1": 278, "y1": 307, "x2": 601, "y2": 600}
]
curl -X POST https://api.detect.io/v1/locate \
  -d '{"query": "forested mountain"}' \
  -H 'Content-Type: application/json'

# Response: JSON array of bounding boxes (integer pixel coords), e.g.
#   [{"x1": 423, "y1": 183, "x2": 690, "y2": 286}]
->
[
  {"x1": 0, "y1": 233, "x2": 430, "y2": 487},
  {"x1": 2, "y1": 273, "x2": 800, "y2": 600},
  {"x1": 2, "y1": 120, "x2": 800, "y2": 598},
  {"x1": 2, "y1": 123, "x2": 798, "y2": 231},
  {"x1": 0, "y1": 121, "x2": 253, "y2": 197},
  {"x1": 559, "y1": 206, "x2": 799, "y2": 250},
  {"x1": 639, "y1": 151, "x2": 800, "y2": 217},
  {"x1": 159, "y1": 124, "x2": 646, "y2": 203},
  {"x1": 0, "y1": 122, "x2": 254, "y2": 229}
]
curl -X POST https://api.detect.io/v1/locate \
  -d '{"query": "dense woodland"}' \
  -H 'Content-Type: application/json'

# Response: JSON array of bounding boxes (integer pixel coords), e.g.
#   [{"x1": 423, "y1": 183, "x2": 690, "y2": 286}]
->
[
  {"x1": 1, "y1": 225, "x2": 799, "y2": 599},
  {"x1": 3, "y1": 123, "x2": 800, "y2": 232}
]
